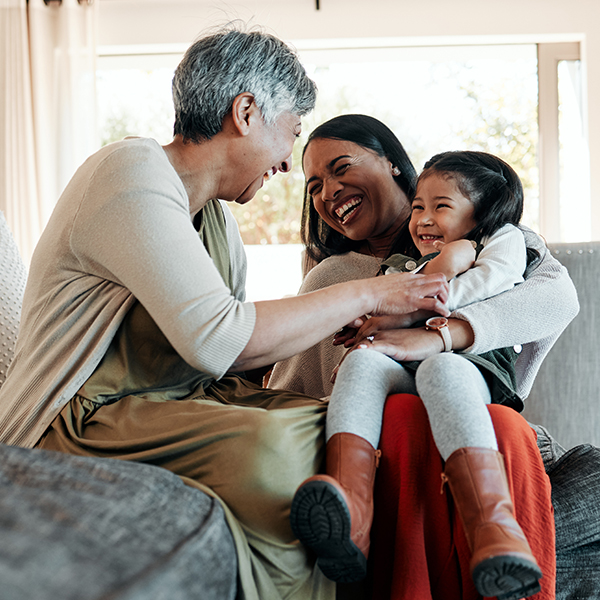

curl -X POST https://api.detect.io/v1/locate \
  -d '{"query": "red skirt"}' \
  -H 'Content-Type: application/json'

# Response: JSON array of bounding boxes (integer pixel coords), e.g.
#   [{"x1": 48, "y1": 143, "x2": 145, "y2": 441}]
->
[{"x1": 370, "y1": 394, "x2": 555, "y2": 600}]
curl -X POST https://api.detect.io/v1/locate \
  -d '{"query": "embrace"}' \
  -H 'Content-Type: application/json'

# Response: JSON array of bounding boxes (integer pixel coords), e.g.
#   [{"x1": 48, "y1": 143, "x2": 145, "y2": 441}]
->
[{"x1": 0, "y1": 24, "x2": 578, "y2": 600}]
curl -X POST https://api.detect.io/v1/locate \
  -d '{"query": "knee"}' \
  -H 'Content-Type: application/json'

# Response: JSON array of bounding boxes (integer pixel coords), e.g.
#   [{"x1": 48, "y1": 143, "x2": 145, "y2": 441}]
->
[{"x1": 338, "y1": 347, "x2": 389, "y2": 374}]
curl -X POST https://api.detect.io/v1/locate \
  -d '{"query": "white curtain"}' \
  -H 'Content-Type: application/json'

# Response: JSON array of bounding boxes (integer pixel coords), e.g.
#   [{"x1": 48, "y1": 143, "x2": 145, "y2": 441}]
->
[{"x1": 0, "y1": 0, "x2": 97, "y2": 264}]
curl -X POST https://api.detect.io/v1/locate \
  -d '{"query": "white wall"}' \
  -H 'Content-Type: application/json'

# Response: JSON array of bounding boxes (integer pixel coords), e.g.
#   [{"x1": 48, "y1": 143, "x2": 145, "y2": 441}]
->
[{"x1": 98, "y1": 0, "x2": 600, "y2": 238}]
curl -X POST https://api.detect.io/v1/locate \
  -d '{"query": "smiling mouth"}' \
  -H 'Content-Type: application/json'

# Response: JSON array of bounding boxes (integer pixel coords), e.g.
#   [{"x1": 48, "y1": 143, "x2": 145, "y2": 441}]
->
[
  {"x1": 419, "y1": 234, "x2": 442, "y2": 242},
  {"x1": 335, "y1": 197, "x2": 362, "y2": 224}
]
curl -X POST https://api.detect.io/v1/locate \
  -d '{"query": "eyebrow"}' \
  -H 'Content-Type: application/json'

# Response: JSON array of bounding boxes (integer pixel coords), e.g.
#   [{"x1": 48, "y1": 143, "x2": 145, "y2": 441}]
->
[
  {"x1": 306, "y1": 155, "x2": 352, "y2": 185},
  {"x1": 412, "y1": 195, "x2": 455, "y2": 203}
]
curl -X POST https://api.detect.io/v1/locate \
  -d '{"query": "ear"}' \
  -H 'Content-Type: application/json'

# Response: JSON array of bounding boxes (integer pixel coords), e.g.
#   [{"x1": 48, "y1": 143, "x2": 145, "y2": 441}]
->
[{"x1": 230, "y1": 92, "x2": 259, "y2": 137}]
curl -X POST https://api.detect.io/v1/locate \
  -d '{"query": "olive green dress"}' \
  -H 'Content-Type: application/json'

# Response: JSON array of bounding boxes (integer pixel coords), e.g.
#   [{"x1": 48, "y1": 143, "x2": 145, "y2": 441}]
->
[{"x1": 38, "y1": 200, "x2": 334, "y2": 600}]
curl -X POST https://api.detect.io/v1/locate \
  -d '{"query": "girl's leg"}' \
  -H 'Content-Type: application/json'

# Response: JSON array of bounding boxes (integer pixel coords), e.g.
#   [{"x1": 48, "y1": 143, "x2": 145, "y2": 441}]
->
[
  {"x1": 415, "y1": 352, "x2": 496, "y2": 460},
  {"x1": 326, "y1": 348, "x2": 417, "y2": 447},
  {"x1": 415, "y1": 353, "x2": 542, "y2": 600},
  {"x1": 291, "y1": 349, "x2": 416, "y2": 584}
]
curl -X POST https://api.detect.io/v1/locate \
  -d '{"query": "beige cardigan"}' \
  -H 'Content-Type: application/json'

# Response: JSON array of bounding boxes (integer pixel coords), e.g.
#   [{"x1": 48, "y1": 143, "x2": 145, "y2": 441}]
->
[{"x1": 0, "y1": 138, "x2": 255, "y2": 448}]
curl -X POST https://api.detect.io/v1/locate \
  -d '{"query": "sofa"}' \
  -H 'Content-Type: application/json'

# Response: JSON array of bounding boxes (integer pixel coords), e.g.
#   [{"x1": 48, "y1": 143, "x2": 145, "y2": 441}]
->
[{"x1": 0, "y1": 209, "x2": 599, "y2": 600}]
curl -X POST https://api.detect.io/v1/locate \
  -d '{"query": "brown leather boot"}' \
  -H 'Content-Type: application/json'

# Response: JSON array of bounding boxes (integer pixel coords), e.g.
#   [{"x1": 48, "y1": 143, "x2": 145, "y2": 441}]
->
[
  {"x1": 442, "y1": 447, "x2": 543, "y2": 600},
  {"x1": 290, "y1": 432, "x2": 381, "y2": 583}
]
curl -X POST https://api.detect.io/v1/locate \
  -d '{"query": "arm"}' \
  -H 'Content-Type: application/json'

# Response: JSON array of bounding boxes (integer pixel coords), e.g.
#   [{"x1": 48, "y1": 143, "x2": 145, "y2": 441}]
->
[
  {"x1": 420, "y1": 239, "x2": 476, "y2": 281},
  {"x1": 453, "y1": 226, "x2": 579, "y2": 355},
  {"x1": 268, "y1": 253, "x2": 380, "y2": 397},
  {"x1": 75, "y1": 145, "x2": 449, "y2": 377},
  {"x1": 234, "y1": 270, "x2": 449, "y2": 371},
  {"x1": 444, "y1": 224, "x2": 527, "y2": 311}
]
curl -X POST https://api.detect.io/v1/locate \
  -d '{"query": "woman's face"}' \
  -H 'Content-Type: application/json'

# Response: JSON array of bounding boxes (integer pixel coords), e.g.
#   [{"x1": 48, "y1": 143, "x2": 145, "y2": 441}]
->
[
  {"x1": 303, "y1": 138, "x2": 410, "y2": 247},
  {"x1": 409, "y1": 172, "x2": 477, "y2": 256}
]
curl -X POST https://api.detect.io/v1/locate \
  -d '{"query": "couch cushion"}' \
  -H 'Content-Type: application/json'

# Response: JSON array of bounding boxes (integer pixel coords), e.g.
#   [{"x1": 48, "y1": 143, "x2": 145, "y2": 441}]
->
[
  {"x1": 0, "y1": 444, "x2": 236, "y2": 600},
  {"x1": 0, "y1": 211, "x2": 27, "y2": 389},
  {"x1": 523, "y1": 242, "x2": 600, "y2": 449}
]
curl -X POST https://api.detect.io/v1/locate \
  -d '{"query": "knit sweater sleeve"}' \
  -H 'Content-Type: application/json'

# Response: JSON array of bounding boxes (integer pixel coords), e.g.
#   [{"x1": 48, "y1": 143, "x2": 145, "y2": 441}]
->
[
  {"x1": 71, "y1": 141, "x2": 256, "y2": 379},
  {"x1": 452, "y1": 227, "x2": 579, "y2": 397}
]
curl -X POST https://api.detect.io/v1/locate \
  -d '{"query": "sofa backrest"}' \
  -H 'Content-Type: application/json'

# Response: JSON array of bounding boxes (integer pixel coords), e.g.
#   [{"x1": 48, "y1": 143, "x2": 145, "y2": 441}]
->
[
  {"x1": 0, "y1": 212, "x2": 27, "y2": 389},
  {"x1": 522, "y1": 241, "x2": 600, "y2": 450}
]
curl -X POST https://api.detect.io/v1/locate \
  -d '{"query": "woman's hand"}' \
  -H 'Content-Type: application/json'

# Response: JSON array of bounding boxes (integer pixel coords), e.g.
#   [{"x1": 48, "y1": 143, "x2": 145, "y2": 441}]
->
[
  {"x1": 330, "y1": 326, "x2": 444, "y2": 383},
  {"x1": 331, "y1": 317, "x2": 476, "y2": 378},
  {"x1": 369, "y1": 271, "x2": 450, "y2": 317},
  {"x1": 333, "y1": 311, "x2": 436, "y2": 348},
  {"x1": 355, "y1": 327, "x2": 446, "y2": 362}
]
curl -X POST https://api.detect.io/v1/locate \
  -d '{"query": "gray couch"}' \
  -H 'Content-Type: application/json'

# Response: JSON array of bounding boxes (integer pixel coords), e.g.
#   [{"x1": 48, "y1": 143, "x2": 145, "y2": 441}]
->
[{"x1": 0, "y1": 208, "x2": 599, "y2": 600}]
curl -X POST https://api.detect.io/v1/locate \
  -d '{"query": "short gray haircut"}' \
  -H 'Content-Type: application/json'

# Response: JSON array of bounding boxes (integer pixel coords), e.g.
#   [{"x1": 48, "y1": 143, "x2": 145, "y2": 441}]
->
[{"x1": 172, "y1": 25, "x2": 317, "y2": 143}]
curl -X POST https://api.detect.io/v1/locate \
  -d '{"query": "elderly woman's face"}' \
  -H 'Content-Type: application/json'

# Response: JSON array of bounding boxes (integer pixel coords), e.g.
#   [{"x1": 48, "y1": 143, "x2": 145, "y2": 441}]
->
[
  {"x1": 231, "y1": 110, "x2": 302, "y2": 205},
  {"x1": 303, "y1": 138, "x2": 409, "y2": 243}
]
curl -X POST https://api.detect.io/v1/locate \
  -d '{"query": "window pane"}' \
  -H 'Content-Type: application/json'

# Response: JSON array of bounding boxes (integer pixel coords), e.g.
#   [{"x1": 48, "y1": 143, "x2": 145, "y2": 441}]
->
[{"x1": 558, "y1": 59, "x2": 590, "y2": 241}]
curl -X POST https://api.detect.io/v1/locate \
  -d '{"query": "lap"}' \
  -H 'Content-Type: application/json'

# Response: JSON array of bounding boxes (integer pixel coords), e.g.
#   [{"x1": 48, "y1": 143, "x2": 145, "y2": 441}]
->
[{"x1": 38, "y1": 375, "x2": 328, "y2": 542}]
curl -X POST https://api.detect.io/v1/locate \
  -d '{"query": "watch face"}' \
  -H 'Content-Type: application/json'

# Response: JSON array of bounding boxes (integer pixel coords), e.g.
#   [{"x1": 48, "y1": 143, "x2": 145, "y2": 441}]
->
[{"x1": 426, "y1": 316, "x2": 448, "y2": 329}]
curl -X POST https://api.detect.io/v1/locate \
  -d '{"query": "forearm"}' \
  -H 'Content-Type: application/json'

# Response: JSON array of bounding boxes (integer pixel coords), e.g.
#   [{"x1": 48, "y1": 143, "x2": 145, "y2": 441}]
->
[
  {"x1": 234, "y1": 280, "x2": 373, "y2": 370},
  {"x1": 233, "y1": 272, "x2": 450, "y2": 371},
  {"x1": 454, "y1": 245, "x2": 579, "y2": 354}
]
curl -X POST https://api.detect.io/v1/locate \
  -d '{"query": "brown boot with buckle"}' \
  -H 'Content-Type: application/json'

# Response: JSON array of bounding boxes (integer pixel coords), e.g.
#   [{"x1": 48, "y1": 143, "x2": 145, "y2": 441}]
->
[
  {"x1": 442, "y1": 447, "x2": 543, "y2": 600},
  {"x1": 290, "y1": 432, "x2": 381, "y2": 583}
]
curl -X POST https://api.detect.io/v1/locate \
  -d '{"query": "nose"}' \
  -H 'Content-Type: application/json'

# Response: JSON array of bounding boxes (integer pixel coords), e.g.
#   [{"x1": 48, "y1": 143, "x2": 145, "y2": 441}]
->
[
  {"x1": 278, "y1": 153, "x2": 293, "y2": 173},
  {"x1": 416, "y1": 209, "x2": 433, "y2": 226},
  {"x1": 322, "y1": 177, "x2": 343, "y2": 202}
]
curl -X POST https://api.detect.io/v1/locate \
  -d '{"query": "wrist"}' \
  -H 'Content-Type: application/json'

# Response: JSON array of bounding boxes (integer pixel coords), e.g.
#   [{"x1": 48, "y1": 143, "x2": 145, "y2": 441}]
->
[
  {"x1": 447, "y1": 317, "x2": 474, "y2": 351},
  {"x1": 425, "y1": 317, "x2": 452, "y2": 352}
]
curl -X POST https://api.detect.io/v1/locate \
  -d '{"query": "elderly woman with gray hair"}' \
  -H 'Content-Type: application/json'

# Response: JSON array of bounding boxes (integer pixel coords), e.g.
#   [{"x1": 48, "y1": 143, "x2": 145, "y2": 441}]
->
[{"x1": 0, "y1": 26, "x2": 450, "y2": 599}]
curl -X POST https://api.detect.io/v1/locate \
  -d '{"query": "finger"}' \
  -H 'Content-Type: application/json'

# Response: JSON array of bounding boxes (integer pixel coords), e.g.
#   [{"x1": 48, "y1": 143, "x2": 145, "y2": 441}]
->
[{"x1": 419, "y1": 297, "x2": 451, "y2": 317}]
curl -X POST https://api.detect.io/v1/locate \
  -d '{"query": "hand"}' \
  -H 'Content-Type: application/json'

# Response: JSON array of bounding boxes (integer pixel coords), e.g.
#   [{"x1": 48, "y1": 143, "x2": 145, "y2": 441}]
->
[
  {"x1": 369, "y1": 272, "x2": 450, "y2": 318},
  {"x1": 428, "y1": 239, "x2": 476, "y2": 279},
  {"x1": 354, "y1": 326, "x2": 446, "y2": 362},
  {"x1": 334, "y1": 312, "x2": 435, "y2": 348}
]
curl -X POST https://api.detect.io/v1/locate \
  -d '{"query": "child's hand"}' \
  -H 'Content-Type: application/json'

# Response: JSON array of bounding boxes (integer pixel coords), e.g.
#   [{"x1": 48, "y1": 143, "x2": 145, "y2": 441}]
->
[{"x1": 423, "y1": 239, "x2": 476, "y2": 280}]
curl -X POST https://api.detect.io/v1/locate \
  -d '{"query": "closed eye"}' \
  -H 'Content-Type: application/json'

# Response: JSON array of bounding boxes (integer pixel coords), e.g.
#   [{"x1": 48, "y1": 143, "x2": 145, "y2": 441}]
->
[{"x1": 308, "y1": 183, "x2": 322, "y2": 196}]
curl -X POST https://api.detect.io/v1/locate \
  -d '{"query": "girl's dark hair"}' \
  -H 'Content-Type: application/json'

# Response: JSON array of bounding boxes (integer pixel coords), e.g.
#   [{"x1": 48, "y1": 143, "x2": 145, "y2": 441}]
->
[
  {"x1": 398, "y1": 150, "x2": 537, "y2": 262},
  {"x1": 301, "y1": 114, "x2": 417, "y2": 263}
]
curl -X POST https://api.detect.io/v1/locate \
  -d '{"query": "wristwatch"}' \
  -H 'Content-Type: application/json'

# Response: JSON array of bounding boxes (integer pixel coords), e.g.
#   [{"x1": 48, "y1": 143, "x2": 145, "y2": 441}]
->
[{"x1": 425, "y1": 317, "x2": 452, "y2": 352}]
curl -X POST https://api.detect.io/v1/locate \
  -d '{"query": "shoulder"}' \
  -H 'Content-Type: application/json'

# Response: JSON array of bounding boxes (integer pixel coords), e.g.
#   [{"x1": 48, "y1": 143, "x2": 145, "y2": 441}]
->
[{"x1": 300, "y1": 252, "x2": 381, "y2": 292}]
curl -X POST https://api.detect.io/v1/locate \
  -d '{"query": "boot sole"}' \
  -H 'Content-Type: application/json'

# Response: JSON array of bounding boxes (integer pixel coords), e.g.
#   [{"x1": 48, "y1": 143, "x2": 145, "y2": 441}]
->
[
  {"x1": 290, "y1": 479, "x2": 367, "y2": 583},
  {"x1": 472, "y1": 555, "x2": 542, "y2": 600}
]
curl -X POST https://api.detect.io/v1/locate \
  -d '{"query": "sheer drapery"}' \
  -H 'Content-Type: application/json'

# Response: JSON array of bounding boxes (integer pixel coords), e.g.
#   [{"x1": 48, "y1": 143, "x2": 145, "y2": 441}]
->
[{"x1": 0, "y1": 0, "x2": 97, "y2": 264}]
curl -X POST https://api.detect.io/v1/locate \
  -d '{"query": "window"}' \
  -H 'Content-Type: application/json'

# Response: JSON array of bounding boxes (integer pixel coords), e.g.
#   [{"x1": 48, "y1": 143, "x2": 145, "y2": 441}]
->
[{"x1": 97, "y1": 40, "x2": 586, "y2": 299}]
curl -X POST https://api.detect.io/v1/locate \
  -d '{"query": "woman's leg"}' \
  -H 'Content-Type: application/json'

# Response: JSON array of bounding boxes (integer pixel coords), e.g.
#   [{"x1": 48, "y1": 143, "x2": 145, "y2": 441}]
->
[
  {"x1": 370, "y1": 394, "x2": 555, "y2": 600},
  {"x1": 291, "y1": 349, "x2": 417, "y2": 583}
]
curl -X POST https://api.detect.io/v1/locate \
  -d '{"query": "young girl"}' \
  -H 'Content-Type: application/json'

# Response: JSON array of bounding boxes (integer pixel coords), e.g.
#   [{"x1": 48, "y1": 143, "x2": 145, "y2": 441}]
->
[{"x1": 290, "y1": 151, "x2": 544, "y2": 600}]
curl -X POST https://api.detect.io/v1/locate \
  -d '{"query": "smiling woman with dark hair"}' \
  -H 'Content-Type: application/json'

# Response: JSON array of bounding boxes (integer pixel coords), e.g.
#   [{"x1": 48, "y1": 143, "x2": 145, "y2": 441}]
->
[{"x1": 270, "y1": 113, "x2": 579, "y2": 600}]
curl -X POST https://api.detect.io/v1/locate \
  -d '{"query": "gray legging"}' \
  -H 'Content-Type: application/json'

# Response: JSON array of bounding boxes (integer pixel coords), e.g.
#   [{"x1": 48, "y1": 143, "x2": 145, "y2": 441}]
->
[{"x1": 326, "y1": 349, "x2": 498, "y2": 460}]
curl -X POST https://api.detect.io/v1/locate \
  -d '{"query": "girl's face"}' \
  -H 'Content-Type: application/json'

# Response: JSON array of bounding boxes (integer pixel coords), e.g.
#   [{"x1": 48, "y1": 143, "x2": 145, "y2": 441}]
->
[
  {"x1": 303, "y1": 138, "x2": 410, "y2": 249},
  {"x1": 409, "y1": 172, "x2": 477, "y2": 256}
]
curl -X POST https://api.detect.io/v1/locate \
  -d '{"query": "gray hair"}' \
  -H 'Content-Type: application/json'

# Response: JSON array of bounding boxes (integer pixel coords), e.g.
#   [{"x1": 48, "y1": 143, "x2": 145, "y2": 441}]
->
[{"x1": 172, "y1": 25, "x2": 317, "y2": 143}]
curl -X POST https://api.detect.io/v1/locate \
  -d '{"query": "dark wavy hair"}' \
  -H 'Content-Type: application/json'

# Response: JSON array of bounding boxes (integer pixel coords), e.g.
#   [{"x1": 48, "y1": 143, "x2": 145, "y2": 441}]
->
[
  {"x1": 300, "y1": 114, "x2": 417, "y2": 263},
  {"x1": 395, "y1": 150, "x2": 537, "y2": 262}
]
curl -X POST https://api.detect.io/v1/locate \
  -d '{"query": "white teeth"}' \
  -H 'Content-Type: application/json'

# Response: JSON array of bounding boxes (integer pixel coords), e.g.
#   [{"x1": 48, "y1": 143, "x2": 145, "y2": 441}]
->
[
  {"x1": 263, "y1": 168, "x2": 275, "y2": 182},
  {"x1": 335, "y1": 197, "x2": 362, "y2": 220}
]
